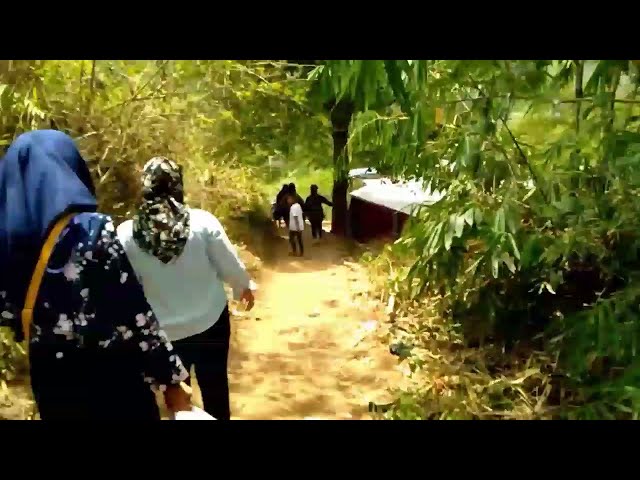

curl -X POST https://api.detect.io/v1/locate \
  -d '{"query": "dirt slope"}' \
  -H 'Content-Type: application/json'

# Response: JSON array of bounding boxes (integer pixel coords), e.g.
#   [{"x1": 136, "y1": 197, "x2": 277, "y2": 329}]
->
[
  {"x1": 199, "y1": 222, "x2": 404, "y2": 419},
  {"x1": 1, "y1": 223, "x2": 403, "y2": 420}
]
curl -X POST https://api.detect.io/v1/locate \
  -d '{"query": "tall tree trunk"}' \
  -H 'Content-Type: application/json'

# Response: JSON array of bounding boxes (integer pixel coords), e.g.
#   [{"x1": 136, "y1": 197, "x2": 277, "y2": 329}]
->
[
  {"x1": 330, "y1": 99, "x2": 354, "y2": 235},
  {"x1": 85, "y1": 60, "x2": 97, "y2": 116},
  {"x1": 574, "y1": 60, "x2": 584, "y2": 133},
  {"x1": 606, "y1": 68, "x2": 621, "y2": 135}
]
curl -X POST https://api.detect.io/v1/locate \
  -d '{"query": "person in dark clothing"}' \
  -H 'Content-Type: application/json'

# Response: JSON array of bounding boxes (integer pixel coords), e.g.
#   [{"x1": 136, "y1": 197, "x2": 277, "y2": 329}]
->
[
  {"x1": 273, "y1": 184, "x2": 289, "y2": 225},
  {"x1": 304, "y1": 184, "x2": 333, "y2": 239},
  {"x1": 276, "y1": 184, "x2": 289, "y2": 205},
  {"x1": 0, "y1": 130, "x2": 191, "y2": 420},
  {"x1": 288, "y1": 183, "x2": 305, "y2": 211}
]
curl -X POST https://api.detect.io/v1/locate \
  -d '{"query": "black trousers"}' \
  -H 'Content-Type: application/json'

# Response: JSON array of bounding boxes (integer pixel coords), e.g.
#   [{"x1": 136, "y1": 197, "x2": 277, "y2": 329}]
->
[
  {"x1": 173, "y1": 307, "x2": 231, "y2": 420},
  {"x1": 31, "y1": 345, "x2": 160, "y2": 421},
  {"x1": 289, "y1": 231, "x2": 304, "y2": 255},
  {"x1": 310, "y1": 218, "x2": 323, "y2": 239}
]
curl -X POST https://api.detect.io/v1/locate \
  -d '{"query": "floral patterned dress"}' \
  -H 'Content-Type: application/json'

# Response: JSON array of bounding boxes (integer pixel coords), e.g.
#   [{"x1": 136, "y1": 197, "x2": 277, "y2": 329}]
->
[{"x1": 0, "y1": 212, "x2": 188, "y2": 420}]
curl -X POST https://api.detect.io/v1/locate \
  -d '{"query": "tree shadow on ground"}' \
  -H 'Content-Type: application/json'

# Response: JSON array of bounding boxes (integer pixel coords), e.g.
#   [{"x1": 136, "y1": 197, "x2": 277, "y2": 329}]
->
[
  {"x1": 227, "y1": 325, "x2": 388, "y2": 419},
  {"x1": 230, "y1": 213, "x2": 369, "y2": 274},
  {"x1": 221, "y1": 215, "x2": 401, "y2": 419},
  {"x1": 253, "y1": 222, "x2": 354, "y2": 274}
]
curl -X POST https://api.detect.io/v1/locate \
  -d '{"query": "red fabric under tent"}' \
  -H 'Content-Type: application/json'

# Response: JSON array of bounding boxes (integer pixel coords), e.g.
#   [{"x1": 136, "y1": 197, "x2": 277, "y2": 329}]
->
[
  {"x1": 347, "y1": 172, "x2": 444, "y2": 244},
  {"x1": 349, "y1": 197, "x2": 409, "y2": 243}
]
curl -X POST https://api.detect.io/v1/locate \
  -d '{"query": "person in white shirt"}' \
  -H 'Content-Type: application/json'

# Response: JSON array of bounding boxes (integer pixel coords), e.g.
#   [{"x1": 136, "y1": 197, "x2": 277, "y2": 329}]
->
[
  {"x1": 117, "y1": 157, "x2": 255, "y2": 420},
  {"x1": 288, "y1": 194, "x2": 304, "y2": 257}
]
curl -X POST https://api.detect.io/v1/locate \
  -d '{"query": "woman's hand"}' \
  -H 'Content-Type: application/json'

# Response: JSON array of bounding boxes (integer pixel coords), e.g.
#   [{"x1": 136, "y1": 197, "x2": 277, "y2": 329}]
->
[
  {"x1": 164, "y1": 382, "x2": 192, "y2": 413},
  {"x1": 241, "y1": 288, "x2": 255, "y2": 311}
]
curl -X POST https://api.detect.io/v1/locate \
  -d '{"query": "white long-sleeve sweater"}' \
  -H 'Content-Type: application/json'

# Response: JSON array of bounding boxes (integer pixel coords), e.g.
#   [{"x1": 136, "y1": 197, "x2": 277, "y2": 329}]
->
[{"x1": 117, "y1": 208, "x2": 254, "y2": 341}]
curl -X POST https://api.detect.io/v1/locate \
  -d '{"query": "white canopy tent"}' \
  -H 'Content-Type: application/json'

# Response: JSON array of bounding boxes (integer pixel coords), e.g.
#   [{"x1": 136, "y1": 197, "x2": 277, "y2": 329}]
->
[
  {"x1": 348, "y1": 167, "x2": 381, "y2": 180},
  {"x1": 349, "y1": 177, "x2": 445, "y2": 216}
]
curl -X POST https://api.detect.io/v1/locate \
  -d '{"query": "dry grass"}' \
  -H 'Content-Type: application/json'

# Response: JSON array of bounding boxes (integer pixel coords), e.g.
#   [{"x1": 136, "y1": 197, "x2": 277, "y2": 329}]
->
[{"x1": 360, "y1": 245, "x2": 555, "y2": 420}]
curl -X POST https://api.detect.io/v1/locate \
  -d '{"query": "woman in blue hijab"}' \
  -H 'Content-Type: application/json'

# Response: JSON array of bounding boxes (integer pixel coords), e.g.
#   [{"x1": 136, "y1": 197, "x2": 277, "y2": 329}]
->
[{"x1": 0, "y1": 130, "x2": 191, "y2": 420}]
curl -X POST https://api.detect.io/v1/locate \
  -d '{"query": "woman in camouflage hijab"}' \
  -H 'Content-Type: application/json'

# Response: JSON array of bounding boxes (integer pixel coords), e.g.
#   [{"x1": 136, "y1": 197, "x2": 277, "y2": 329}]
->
[
  {"x1": 121, "y1": 155, "x2": 256, "y2": 420},
  {"x1": 132, "y1": 157, "x2": 190, "y2": 263}
]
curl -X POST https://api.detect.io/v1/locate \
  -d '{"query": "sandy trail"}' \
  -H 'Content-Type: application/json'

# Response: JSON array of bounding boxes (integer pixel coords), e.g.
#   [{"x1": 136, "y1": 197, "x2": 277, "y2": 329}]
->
[
  {"x1": 0, "y1": 223, "x2": 403, "y2": 420},
  {"x1": 211, "y1": 223, "x2": 403, "y2": 420}
]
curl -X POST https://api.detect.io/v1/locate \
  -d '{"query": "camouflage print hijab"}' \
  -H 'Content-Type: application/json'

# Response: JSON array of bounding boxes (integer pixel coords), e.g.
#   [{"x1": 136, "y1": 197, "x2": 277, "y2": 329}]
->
[{"x1": 132, "y1": 157, "x2": 190, "y2": 263}]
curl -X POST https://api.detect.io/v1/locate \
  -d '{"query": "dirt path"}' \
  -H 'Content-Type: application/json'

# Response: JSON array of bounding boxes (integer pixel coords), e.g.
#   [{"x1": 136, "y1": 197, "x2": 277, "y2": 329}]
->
[
  {"x1": 210, "y1": 223, "x2": 403, "y2": 420},
  {"x1": 1, "y1": 223, "x2": 403, "y2": 420}
]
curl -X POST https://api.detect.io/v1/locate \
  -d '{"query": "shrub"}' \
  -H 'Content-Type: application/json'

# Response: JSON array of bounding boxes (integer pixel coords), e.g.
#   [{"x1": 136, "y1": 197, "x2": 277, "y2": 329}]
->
[
  {"x1": 328, "y1": 60, "x2": 640, "y2": 419},
  {"x1": 0, "y1": 60, "x2": 322, "y2": 393}
]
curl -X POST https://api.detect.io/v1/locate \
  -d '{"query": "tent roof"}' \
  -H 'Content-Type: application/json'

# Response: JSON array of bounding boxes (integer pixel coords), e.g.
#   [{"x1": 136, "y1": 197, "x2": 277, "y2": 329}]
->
[
  {"x1": 349, "y1": 167, "x2": 380, "y2": 179},
  {"x1": 350, "y1": 178, "x2": 444, "y2": 215}
]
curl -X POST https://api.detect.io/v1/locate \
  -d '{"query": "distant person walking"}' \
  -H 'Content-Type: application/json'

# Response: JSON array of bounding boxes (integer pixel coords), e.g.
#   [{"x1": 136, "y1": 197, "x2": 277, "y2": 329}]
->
[
  {"x1": 287, "y1": 193, "x2": 304, "y2": 257},
  {"x1": 287, "y1": 183, "x2": 306, "y2": 219},
  {"x1": 276, "y1": 184, "x2": 289, "y2": 205},
  {"x1": 273, "y1": 184, "x2": 289, "y2": 227},
  {"x1": 279, "y1": 183, "x2": 304, "y2": 229},
  {"x1": 0, "y1": 131, "x2": 190, "y2": 420},
  {"x1": 288, "y1": 183, "x2": 305, "y2": 215},
  {"x1": 118, "y1": 157, "x2": 256, "y2": 420},
  {"x1": 304, "y1": 184, "x2": 333, "y2": 240}
]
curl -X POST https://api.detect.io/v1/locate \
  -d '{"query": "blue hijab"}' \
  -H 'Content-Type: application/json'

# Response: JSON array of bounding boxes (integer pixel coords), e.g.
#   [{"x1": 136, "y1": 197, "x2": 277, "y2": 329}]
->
[{"x1": 0, "y1": 130, "x2": 97, "y2": 315}]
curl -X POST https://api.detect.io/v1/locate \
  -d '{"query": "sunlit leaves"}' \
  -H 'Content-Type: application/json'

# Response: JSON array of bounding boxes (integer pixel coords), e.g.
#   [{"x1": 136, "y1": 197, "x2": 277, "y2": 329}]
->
[{"x1": 322, "y1": 58, "x2": 640, "y2": 418}]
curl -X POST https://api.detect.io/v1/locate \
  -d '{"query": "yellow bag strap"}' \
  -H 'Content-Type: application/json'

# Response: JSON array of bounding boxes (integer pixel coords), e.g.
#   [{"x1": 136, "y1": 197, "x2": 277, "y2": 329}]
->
[{"x1": 21, "y1": 213, "x2": 75, "y2": 344}]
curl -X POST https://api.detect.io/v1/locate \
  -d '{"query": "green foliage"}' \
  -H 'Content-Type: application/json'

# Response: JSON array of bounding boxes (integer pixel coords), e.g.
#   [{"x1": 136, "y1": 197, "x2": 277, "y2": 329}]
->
[
  {"x1": 0, "y1": 328, "x2": 25, "y2": 385},
  {"x1": 0, "y1": 60, "x2": 327, "y2": 221},
  {"x1": 0, "y1": 60, "x2": 328, "y2": 392},
  {"x1": 335, "y1": 60, "x2": 640, "y2": 419},
  {"x1": 8, "y1": 59, "x2": 640, "y2": 420}
]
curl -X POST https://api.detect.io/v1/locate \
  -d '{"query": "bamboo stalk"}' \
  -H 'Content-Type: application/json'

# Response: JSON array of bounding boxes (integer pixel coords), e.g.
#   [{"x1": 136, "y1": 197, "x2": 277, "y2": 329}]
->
[{"x1": 574, "y1": 60, "x2": 584, "y2": 132}]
